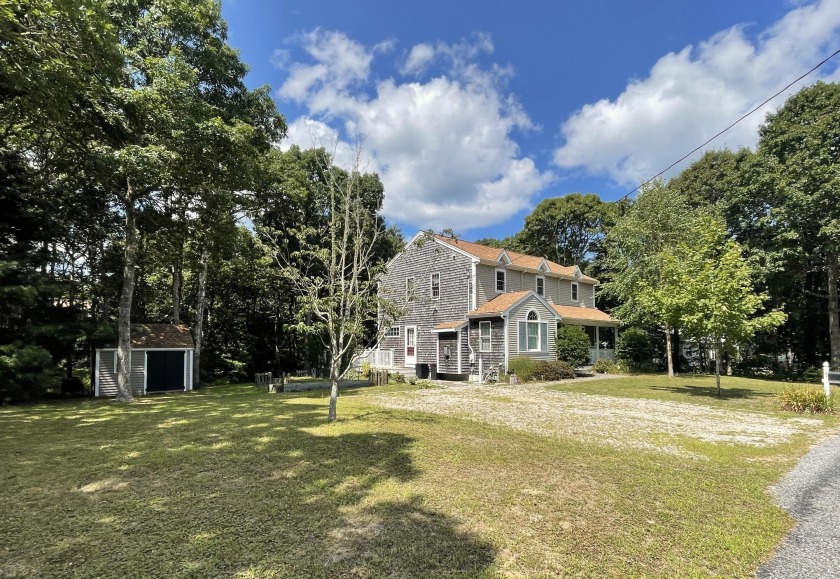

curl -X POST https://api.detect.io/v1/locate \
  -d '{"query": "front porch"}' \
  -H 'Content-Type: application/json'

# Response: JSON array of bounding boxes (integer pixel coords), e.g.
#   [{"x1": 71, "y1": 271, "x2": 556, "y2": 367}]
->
[{"x1": 582, "y1": 325, "x2": 618, "y2": 365}]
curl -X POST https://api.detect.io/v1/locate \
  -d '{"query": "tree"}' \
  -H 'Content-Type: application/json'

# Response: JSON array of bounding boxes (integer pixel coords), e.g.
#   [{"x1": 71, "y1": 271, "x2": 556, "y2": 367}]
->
[
  {"x1": 615, "y1": 328, "x2": 653, "y2": 371},
  {"x1": 261, "y1": 146, "x2": 401, "y2": 422},
  {"x1": 555, "y1": 325, "x2": 591, "y2": 368},
  {"x1": 602, "y1": 180, "x2": 696, "y2": 377},
  {"x1": 756, "y1": 82, "x2": 840, "y2": 367},
  {"x1": 668, "y1": 216, "x2": 786, "y2": 395},
  {"x1": 521, "y1": 193, "x2": 612, "y2": 268},
  {"x1": 83, "y1": 0, "x2": 284, "y2": 401}
]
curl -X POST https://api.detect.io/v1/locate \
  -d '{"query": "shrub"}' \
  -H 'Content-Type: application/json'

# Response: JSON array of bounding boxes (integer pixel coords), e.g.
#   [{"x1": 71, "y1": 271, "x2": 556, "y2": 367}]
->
[
  {"x1": 408, "y1": 376, "x2": 417, "y2": 385},
  {"x1": 555, "y1": 325, "x2": 591, "y2": 368},
  {"x1": 778, "y1": 386, "x2": 835, "y2": 414},
  {"x1": 592, "y1": 359, "x2": 618, "y2": 374},
  {"x1": 802, "y1": 366, "x2": 823, "y2": 384},
  {"x1": 616, "y1": 328, "x2": 653, "y2": 370},
  {"x1": 508, "y1": 357, "x2": 538, "y2": 382},
  {"x1": 0, "y1": 343, "x2": 57, "y2": 403},
  {"x1": 391, "y1": 372, "x2": 406, "y2": 384},
  {"x1": 360, "y1": 361, "x2": 371, "y2": 379},
  {"x1": 534, "y1": 360, "x2": 576, "y2": 381}
]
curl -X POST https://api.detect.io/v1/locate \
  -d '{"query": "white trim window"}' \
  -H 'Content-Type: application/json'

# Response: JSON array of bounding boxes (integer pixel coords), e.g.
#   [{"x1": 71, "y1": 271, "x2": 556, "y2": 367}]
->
[
  {"x1": 536, "y1": 276, "x2": 545, "y2": 297},
  {"x1": 431, "y1": 272, "x2": 440, "y2": 299},
  {"x1": 406, "y1": 277, "x2": 415, "y2": 302},
  {"x1": 518, "y1": 310, "x2": 548, "y2": 352},
  {"x1": 571, "y1": 282, "x2": 579, "y2": 302},
  {"x1": 479, "y1": 321, "x2": 492, "y2": 352},
  {"x1": 495, "y1": 269, "x2": 506, "y2": 293},
  {"x1": 385, "y1": 326, "x2": 400, "y2": 338}
]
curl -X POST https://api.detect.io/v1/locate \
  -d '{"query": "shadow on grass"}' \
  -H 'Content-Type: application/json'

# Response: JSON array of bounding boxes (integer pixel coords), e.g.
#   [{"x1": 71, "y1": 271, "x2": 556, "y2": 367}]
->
[
  {"x1": 650, "y1": 384, "x2": 775, "y2": 400},
  {"x1": 0, "y1": 384, "x2": 495, "y2": 578}
]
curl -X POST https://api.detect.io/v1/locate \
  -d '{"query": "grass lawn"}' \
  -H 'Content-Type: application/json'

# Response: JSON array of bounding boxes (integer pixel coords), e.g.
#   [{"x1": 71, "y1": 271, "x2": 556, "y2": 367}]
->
[{"x1": 1, "y1": 377, "x2": 836, "y2": 578}]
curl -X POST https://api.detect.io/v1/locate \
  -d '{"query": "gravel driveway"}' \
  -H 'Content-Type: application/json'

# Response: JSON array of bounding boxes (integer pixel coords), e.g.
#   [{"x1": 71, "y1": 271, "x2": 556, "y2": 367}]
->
[
  {"x1": 368, "y1": 380, "x2": 823, "y2": 458},
  {"x1": 756, "y1": 432, "x2": 840, "y2": 578}
]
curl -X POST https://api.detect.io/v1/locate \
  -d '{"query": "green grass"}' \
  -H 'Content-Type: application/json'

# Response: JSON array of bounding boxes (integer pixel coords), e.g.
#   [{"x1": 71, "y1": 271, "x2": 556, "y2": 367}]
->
[
  {"x1": 548, "y1": 373, "x2": 834, "y2": 414},
  {"x1": 0, "y1": 378, "x2": 835, "y2": 577}
]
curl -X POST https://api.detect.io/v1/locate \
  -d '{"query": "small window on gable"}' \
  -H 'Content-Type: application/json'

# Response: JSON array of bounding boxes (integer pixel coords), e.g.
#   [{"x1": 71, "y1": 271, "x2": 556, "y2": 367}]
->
[
  {"x1": 536, "y1": 276, "x2": 544, "y2": 297},
  {"x1": 431, "y1": 272, "x2": 440, "y2": 299},
  {"x1": 496, "y1": 269, "x2": 506, "y2": 292},
  {"x1": 571, "y1": 282, "x2": 579, "y2": 302},
  {"x1": 406, "y1": 278, "x2": 415, "y2": 302},
  {"x1": 480, "y1": 321, "x2": 492, "y2": 352}
]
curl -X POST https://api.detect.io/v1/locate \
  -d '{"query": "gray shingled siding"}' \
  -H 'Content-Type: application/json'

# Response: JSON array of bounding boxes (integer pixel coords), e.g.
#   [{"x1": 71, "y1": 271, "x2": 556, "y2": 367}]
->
[
  {"x1": 437, "y1": 332, "x2": 459, "y2": 373},
  {"x1": 469, "y1": 318, "x2": 505, "y2": 375},
  {"x1": 509, "y1": 297, "x2": 557, "y2": 362},
  {"x1": 381, "y1": 238, "x2": 473, "y2": 367}
]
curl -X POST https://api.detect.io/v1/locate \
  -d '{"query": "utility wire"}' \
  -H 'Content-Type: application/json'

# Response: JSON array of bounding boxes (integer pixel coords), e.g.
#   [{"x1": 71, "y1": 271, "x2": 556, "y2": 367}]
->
[{"x1": 619, "y1": 47, "x2": 840, "y2": 201}]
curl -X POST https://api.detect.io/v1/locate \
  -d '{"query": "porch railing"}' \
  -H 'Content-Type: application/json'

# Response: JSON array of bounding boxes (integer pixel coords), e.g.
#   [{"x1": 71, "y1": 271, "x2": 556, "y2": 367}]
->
[
  {"x1": 353, "y1": 349, "x2": 394, "y2": 369},
  {"x1": 590, "y1": 348, "x2": 615, "y2": 364}
]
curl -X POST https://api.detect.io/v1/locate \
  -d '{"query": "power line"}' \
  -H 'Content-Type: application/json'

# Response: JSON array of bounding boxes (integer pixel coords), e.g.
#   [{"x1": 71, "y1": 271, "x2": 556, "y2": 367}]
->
[{"x1": 619, "y1": 47, "x2": 840, "y2": 201}]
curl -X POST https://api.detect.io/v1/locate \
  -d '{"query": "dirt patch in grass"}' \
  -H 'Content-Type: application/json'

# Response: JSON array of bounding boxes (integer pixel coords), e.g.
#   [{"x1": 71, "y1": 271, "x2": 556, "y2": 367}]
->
[{"x1": 369, "y1": 382, "x2": 823, "y2": 458}]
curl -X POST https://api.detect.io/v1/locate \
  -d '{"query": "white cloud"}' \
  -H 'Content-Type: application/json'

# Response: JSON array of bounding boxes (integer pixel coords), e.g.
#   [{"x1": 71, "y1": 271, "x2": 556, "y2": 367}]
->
[
  {"x1": 553, "y1": 0, "x2": 840, "y2": 186},
  {"x1": 277, "y1": 31, "x2": 552, "y2": 231}
]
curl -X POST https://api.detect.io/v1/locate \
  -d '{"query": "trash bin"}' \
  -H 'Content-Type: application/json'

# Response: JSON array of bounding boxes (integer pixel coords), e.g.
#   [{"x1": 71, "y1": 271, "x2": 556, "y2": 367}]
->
[
  {"x1": 429, "y1": 364, "x2": 437, "y2": 380},
  {"x1": 415, "y1": 363, "x2": 429, "y2": 379}
]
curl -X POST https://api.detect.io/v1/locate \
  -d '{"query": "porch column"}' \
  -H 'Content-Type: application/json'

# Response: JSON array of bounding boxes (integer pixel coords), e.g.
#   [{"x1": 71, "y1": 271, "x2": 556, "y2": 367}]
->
[
  {"x1": 614, "y1": 326, "x2": 619, "y2": 349},
  {"x1": 595, "y1": 326, "x2": 600, "y2": 356}
]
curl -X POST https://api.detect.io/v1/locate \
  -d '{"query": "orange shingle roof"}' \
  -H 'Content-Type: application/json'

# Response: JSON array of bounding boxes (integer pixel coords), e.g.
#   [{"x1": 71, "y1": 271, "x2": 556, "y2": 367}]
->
[
  {"x1": 432, "y1": 320, "x2": 467, "y2": 331},
  {"x1": 467, "y1": 291, "x2": 532, "y2": 316},
  {"x1": 552, "y1": 305, "x2": 618, "y2": 324},
  {"x1": 433, "y1": 235, "x2": 599, "y2": 283}
]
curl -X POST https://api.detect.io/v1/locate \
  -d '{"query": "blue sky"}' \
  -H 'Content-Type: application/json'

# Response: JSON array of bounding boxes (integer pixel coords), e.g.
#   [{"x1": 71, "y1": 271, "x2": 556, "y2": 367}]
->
[{"x1": 222, "y1": 0, "x2": 840, "y2": 241}]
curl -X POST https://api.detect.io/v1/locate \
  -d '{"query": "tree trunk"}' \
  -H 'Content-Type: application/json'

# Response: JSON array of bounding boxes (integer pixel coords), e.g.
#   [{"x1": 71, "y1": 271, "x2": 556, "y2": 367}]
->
[
  {"x1": 328, "y1": 358, "x2": 340, "y2": 422},
  {"x1": 664, "y1": 324, "x2": 674, "y2": 378},
  {"x1": 117, "y1": 192, "x2": 138, "y2": 402},
  {"x1": 193, "y1": 245, "x2": 209, "y2": 389},
  {"x1": 715, "y1": 341, "x2": 722, "y2": 397},
  {"x1": 172, "y1": 265, "x2": 181, "y2": 325},
  {"x1": 828, "y1": 253, "x2": 840, "y2": 367},
  {"x1": 672, "y1": 327, "x2": 681, "y2": 374}
]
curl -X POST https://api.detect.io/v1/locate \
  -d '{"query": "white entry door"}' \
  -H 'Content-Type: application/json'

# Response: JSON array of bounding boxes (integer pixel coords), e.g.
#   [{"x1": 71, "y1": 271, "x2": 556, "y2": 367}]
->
[{"x1": 405, "y1": 326, "x2": 417, "y2": 366}]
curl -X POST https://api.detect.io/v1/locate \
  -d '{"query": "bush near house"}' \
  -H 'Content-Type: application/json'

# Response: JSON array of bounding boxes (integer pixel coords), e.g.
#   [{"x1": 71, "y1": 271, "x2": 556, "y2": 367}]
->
[
  {"x1": 555, "y1": 324, "x2": 591, "y2": 368},
  {"x1": 534, "y1": 360, "x2": 576, "y2": 381},
  {"x1": 616, "y1": 328, "x2": 653, "y2": 370},
  {"x1": 592, "y1": 359, "x2": 619, "y2": 374},
  {"x1": 508, "y1": 357, "x2": 538, "y2": 381}
]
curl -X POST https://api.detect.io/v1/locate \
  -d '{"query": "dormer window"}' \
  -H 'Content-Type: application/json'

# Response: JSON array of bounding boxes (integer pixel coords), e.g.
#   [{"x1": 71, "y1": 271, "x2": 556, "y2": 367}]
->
[
  {"x1": 571, "y1": 282, "x2": 579, "y2": 302},
  {"x1": 495, "y1": 269, "x2": 506, "y2": 292},
  {"x1": 536, "y1": 276, "x2": 544, "y2": 297}
]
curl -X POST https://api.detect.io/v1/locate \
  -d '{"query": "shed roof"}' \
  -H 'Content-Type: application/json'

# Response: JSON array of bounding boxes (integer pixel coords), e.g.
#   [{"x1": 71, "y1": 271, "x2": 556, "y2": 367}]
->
[
  {"x1": 552, "y1": 305, "x2": 619, "y2": 325},
  {"x1": 130, "y1": 324, "x2": 194, "y2": 349}
]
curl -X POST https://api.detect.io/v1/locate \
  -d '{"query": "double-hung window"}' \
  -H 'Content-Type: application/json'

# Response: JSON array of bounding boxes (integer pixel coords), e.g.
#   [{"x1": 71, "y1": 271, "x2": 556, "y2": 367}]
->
[
  {"x1": 496, "y1": 269, "x2": 506, "y2": 292},
  {"x1": 571, "y1": 282, "x2": 579, "y2": 302},
  {"x1": 479, "y1": 321, "x2": 492, "y2": 352},
  {"x1": 536, "y1": 276, "x2": 545, "y2": 297},
  {"x1": 431, "y1": 272, "x2": 440, "y2": 299},
  {"x1": 518, "y1": 310, "x2": 548, "y2": 352}
]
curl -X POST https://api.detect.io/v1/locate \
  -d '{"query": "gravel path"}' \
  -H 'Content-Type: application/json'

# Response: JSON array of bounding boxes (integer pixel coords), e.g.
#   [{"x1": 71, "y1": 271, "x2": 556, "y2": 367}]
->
[
  {"x1": 757, "y1": 432, "x2": 840, "y2": 578},
  {"x1": 368, "y1": 380, "x2": 823, "y2": 458}
]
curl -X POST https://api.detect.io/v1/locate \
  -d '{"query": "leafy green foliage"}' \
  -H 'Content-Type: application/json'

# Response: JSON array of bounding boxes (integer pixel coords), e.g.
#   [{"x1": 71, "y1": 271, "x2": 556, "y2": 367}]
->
[
  {"x1": 555, "y1": 324, "x2": 591, "y2": 368},
  {"x1": 534, "y1": 360, "x2": 576, "y2": 381},
  {"x1": 778, "y1": 386, "x2": 835, "y2": 414},
  {"x1": 520, "y1": 193, "x2": 613, "y2": 268},
  {"x1": 508, "y1": 357, "x2": 538, "y2": 381},
  {"x1": 616, "y1": 328, "x2": 654, "y2": 370},
  {"x1": 592, "y1": 359, "x2": 619, "y2": 374}
]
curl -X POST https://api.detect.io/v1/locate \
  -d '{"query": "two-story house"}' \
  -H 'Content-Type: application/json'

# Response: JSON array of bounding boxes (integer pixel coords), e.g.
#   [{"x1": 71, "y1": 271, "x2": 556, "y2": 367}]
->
[{"x1": 378, "y1": 232, "x2": 619, "y2": 380}]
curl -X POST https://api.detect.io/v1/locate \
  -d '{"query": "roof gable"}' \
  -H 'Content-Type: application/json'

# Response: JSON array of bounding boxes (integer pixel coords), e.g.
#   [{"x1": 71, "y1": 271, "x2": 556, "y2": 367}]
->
[
  {"x1": 468, "y1": 290, "x2": 561, "y2": 319},
  {"x1": 130, "y1": 324, "x2": 194, "y2": 349}
]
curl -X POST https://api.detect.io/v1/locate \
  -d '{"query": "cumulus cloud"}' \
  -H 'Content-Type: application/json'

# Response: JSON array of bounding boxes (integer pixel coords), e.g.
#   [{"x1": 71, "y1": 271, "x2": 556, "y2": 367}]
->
[
  {"x1": 277, "y1": 30, "x2": 551, "y2": 231},
  {"x1": 553, "y1": 0, "x2": 840, "y2": 186}
]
